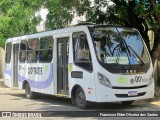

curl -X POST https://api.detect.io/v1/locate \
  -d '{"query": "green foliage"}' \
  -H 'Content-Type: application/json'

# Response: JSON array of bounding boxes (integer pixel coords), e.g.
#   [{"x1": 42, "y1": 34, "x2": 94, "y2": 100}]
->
[
  {"x1": 44, "y1": 0, "x2": 160, "y2": 58},
  {"x1": 44, "y1": 0, "x2": 160, "y2": 30},
  {"x1": 1, "y1": 0, "x2": 160, "y2": 51},
  {"x1": 0, "y1": 0, "x2": 43, "y2": 47},
  {"x1": 44, "y1": 0, "x2": 90, "y2": 29}
]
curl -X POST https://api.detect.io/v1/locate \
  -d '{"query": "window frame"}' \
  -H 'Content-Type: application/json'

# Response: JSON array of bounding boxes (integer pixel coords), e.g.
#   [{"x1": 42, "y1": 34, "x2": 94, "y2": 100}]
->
[
  {"x1": 39, "y1": 36, "x2": 53, "y2": 63},
  {"x1": 72, "y1": 31, "x2": 93, "y2": 72},
  {"x1": 5, "y1": 42, "x2": 12, "y2": 64},
  {"x1": 27, "y1": 38, "x2": 39, "y2": 63},
  {"x1": 19, "y1": 40, "x2": 27, "y2": 63}
]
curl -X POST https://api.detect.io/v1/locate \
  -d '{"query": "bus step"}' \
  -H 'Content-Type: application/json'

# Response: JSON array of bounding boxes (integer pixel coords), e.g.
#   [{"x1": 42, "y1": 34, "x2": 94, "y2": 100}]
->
[{"x1": 55, "y1": 94, "x2": 68, "y2": 97}]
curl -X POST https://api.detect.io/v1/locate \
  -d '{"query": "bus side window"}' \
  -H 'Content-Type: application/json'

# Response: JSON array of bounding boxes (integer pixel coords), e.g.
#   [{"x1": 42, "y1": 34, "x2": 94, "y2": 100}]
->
[
  {"x1": 39, "y1": 36, "x2": 53, "y2": 63},
  {"x1": 19, "y1": 40, "x2": 27, "y2": 63},
  {"x1": 27, "y1": 39, "x2": 39, "y2": 63},
  {"x1": 5, "y1": 43, "x2": 12, "y2": 63},
  {"x1": 73, "y1": 32, "x2": 93, "y2": 71}
]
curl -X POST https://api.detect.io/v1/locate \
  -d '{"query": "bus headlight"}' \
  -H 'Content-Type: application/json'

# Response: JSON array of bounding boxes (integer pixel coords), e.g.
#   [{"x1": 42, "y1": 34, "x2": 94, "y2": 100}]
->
[
  {"x1": 98, "y1": 73, "x2": 112, "y2": 88},
  {"x1": 148, "y1": 73, "x2": 154, "y2": 86}
]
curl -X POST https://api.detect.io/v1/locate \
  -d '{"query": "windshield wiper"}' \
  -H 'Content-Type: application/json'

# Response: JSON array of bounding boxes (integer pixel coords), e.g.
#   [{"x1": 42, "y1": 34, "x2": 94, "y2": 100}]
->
[
  {"x1": 115, "y1": 27, "x2": 144, "y2": 66},
  {"x1": 115, "y1": 27, "x2": 131, "y2": 65},
  {"x1": 127, "y1": 46, "x2": 145, "y2": 66}
]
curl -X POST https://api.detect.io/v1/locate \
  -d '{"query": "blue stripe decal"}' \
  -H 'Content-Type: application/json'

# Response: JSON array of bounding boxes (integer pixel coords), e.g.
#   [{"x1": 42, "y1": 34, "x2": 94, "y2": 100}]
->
[
  {"x1": 5, "y1": 64, "x2": 53, "y2": 89},
  {"x1": 5, "y1": 70, "x2": 12, "y2": 76},
  {"x1": 18, "y1": 64, "x2": 53, "y2": 89}
]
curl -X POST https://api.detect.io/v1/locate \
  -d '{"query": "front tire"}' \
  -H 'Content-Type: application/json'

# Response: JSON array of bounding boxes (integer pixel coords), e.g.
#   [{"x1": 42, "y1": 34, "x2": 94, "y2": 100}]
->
[
  {"x1": 75, "y1": 87, "x2": 90, "y2": 109},
  {"x1": 121, "y1": 101, "x2": 134, "y2": 105}
]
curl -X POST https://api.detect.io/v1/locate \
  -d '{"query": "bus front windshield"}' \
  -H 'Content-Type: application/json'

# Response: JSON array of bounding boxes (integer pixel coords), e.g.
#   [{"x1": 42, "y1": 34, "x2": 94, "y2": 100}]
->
[{"x1": 89, "y1": 27, "x2": 150, "y2": 66}]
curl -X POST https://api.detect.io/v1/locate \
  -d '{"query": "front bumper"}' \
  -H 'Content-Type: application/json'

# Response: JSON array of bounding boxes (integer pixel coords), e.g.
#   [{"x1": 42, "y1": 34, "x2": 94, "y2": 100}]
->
[{"x1": 95, "y1": 82, "x2": 154, "y2": 102}]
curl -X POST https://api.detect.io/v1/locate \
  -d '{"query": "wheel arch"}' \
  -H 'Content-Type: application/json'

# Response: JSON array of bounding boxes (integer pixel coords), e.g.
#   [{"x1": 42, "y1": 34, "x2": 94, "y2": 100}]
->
[{"x1": 22, "y1": 80, "x2": 29, "y2": 89}]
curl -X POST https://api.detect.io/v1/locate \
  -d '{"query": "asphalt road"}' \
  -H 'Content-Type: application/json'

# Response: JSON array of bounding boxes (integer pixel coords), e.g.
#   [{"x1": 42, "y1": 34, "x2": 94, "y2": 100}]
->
[{"x1": 0, "y1": 79, "x2": 160, "y2": 120}]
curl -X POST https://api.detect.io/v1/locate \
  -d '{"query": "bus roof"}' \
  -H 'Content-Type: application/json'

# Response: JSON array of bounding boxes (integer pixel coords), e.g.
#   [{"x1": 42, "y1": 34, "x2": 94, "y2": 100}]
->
[{"x1": 6, "y1": 24, "x2": 135, "y2": 43}]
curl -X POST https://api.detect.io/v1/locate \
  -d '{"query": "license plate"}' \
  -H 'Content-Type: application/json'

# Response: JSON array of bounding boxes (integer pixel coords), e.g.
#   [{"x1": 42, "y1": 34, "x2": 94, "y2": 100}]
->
[{"x1": 128, "y1": 91, "x2": 138, "y2": 96}]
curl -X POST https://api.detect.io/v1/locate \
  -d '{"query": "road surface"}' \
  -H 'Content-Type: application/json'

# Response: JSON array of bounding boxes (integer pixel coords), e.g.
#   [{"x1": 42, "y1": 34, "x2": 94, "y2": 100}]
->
[{"x1": 0, "y1": 79, "x2": 160, "y2": 120}]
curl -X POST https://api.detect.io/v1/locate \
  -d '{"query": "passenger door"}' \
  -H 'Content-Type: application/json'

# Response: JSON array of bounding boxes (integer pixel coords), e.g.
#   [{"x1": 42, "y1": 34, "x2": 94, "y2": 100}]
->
[
  {"x1": 57, "y1": 37, "x2": 69, "y2": 95},
  {"x1": 13, "y1": 44, "x2": 19, "y2": 87}
]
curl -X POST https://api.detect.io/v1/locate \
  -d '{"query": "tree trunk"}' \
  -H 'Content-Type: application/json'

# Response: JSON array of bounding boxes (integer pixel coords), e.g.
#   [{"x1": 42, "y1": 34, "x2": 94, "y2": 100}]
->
[
  {"x1": 128, "y1": 0, "x2": 150, "y2": 51},
  {"x1": 151, "y1": 28, "x2": 160, "y2": 64},
  {"x1": 150, "y1": 0, "x2": 160, "y2": 64}
]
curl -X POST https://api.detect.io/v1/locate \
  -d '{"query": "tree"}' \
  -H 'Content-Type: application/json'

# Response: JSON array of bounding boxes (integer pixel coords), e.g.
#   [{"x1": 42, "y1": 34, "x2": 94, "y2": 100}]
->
[
  {"x1": 45, "y1": 0, "x2": 160, "y2": 63},
  {"x1": 84, "y1": 0, "x2": 160, "y2": 63},
  {"x1": 149, "y1": 0, "x2": 160, "y2": 63},
  {"x1": 111, "y1": 0, "x2": 160, "y2": 64},
  {"x1": 0, "y1": 0, "x2": 43, "y2": 47},
  {"x1": 44, "y1": 0, "x2": 90, "y2": 30},
  {"x1": 109, "y1": 0, "x2": 160, "y2": 86},
  {"x1": 45, "y1": 0, "x2": 160, "y2": 87}
]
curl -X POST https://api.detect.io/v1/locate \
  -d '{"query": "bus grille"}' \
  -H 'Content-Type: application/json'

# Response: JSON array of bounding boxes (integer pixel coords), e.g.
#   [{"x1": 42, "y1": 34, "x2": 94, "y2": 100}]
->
[
  {"x1": 112, "y1": 85, "x2": 148, "y2": 89},
  {"x1": 115, "y1": 92, "x2": 146, "y2": 98}
]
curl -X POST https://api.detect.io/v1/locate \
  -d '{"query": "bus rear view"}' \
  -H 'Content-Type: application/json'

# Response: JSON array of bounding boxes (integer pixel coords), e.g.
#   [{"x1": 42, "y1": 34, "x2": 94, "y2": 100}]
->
[{"x1": 89, "y1": 26, "x2": 154, "y2": 105}]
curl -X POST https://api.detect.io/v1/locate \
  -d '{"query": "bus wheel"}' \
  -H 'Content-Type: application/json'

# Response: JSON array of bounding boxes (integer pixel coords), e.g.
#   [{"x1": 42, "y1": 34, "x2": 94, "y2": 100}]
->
[
  {"x1": 75, "y1": 87, "x2": 89, "y2": 109},
  {"x1": 25, "y1": 83, "x2": 35, "y2": 99},
  {"x1": 121, "y1": 101, "x2": 134, "y2": 105}
]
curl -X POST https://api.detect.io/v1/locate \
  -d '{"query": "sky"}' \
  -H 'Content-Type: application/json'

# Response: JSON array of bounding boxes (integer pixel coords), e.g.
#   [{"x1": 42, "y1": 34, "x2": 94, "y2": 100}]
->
[{"x1": 36, "y1": 8, "x2": 48, "y2": 32}]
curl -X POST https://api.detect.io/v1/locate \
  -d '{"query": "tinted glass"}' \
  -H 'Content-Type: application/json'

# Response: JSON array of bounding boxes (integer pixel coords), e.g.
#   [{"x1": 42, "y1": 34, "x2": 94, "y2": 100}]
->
[
  {"x1": 5, "y1": 43, "x2": 12, "y2": 63},
  {"x1": 89, "y1": 27, "x2": 150, "y2": 65},
  {"x1": 28, "y1": 39, "x2": 39, "y2": 50}
]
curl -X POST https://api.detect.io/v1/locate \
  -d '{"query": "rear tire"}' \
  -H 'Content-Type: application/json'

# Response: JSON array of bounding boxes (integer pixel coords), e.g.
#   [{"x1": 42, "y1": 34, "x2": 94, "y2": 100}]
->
[
  {"x1": 25, "y1": 83, "x2": 36, "y2": 99},
  {"x1": 75, "y1": 87, "x2": 90, "y2": 109},
  {"x1": 121, "y1": 101, "x2": 134, "y2": 105}
]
